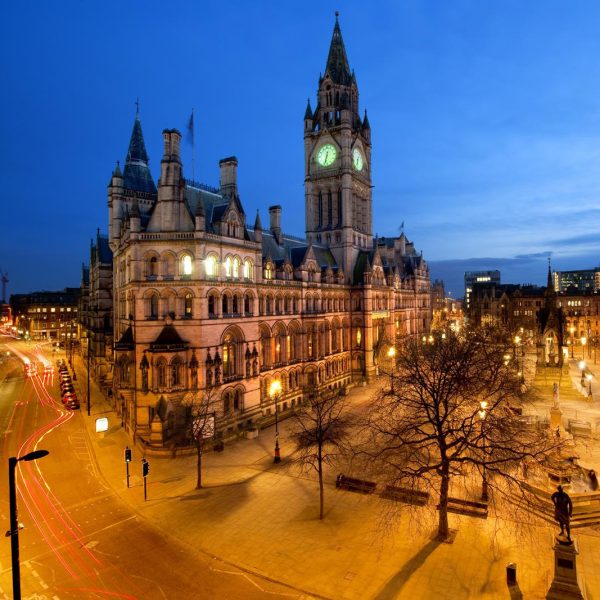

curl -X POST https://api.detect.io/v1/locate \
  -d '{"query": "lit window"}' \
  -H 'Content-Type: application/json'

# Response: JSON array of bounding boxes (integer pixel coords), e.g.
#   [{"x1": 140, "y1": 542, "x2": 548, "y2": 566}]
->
[
  {"x1": 205, "y1": 256, "x2": 216, "y2": 277},
  {"x1": 265, "y1": 264, "x2": 272, "y2": 280},
  {"x1": 51, "y1": 307, "x2": 56, "y2": 313},
  {"x1": 356, "y1": 330, "x2": 362, "y2": 346},
  {"x1": 181, "y1": 255, "x2": 193, "y2": 276},
  {"x1": 225, "y1": 257, "x2": 232, "y2": 278},
  {"x1": 233, "y1": 257, "x2": 240, "y2": 279},
  {"x1": 243, "y1": 259, "x2": 252, "y2": 279}
]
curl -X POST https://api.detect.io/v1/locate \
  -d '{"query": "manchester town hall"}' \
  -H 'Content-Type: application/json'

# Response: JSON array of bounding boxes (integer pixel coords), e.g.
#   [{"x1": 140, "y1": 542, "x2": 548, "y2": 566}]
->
[{"x1": 94, "y1": 17, "x2": 431, "y2": 446}]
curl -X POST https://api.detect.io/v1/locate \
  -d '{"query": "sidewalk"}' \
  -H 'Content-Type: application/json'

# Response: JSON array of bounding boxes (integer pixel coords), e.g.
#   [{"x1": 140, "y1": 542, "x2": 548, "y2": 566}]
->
[{"x1": 71, "y1": 356, "x2": 600, "y2": 600}]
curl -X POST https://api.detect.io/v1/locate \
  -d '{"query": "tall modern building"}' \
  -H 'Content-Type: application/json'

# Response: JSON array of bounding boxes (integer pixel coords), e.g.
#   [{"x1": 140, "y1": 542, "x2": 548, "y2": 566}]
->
[
  {"x1": 107, "y1": 16, "x2": 431, "y2": 446},
  {"x1": 464, "y1": 270, "x2": 501, "y2": 311},
  {"x1": 553, "y1": 269, "x2": 600, "y2": 293}
]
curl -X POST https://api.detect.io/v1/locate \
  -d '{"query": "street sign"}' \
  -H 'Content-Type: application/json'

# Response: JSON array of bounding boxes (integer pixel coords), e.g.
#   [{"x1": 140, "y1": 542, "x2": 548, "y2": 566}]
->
[{"x1": 95, "y1": 417, "x2": 108, "y2": 433}]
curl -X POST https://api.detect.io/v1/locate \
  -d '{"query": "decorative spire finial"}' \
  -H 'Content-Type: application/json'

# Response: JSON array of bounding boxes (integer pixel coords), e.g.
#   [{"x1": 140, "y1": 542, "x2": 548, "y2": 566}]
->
[{"x1": 135, "y1": 97, "x2": 140, "y2": 117}]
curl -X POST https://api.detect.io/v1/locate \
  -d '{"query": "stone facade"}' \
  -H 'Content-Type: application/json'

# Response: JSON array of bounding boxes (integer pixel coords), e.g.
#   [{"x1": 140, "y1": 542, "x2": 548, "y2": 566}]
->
[{"x1": 108, "y1": 17, "x2": 431, "y2": 445}]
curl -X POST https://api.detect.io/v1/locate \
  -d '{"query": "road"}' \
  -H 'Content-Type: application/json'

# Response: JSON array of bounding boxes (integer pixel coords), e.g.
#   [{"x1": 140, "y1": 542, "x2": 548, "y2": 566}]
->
[{"x1": 0, "y1": 337, "x2": 300, "y2": 600}]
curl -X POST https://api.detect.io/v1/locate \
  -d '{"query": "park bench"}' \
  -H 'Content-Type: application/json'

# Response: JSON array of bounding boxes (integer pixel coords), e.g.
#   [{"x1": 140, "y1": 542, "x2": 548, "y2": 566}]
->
[
  {"x1": 336, "y1": 474, "x2": 377, "y2": 494},
  {"x1": 381, "y1": 485, "x2": 429, "y2": 506},
  {"x1": 568, "y1": 420, "x2": 592, "y2": 438},
  {"x1": 441, "y1": 496, "x2": 488, "y2": 519}
]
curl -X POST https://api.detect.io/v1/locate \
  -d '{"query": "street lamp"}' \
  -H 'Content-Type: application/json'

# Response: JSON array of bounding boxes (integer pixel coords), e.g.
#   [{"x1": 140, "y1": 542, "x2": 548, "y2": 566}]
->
[
  {"x1": 387, "y1": 346, "x2": 396, "y2": 393},
  {"x1": 579, "y1": 360, "x2": 586, "y2": 388},
  {"x1": 569, "y1": 326, "x2": 575, "y2": 358},
  {"x1": 269, "y1": 379, "x2": 282, "y2": 464},
  {"x1": 7, "y1": 449, "x2": 49, "y2": 600},
  {"x1": 478, "y1": 401, "x2": 489, "y2": 502},
  {"x1": 581, "y1": 336, "x2": 587, "y2": 360}
]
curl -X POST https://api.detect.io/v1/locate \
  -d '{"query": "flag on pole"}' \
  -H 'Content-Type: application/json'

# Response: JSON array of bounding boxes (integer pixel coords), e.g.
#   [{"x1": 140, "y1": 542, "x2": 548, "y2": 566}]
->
[{"x1": 187, "y1": 109, "x2": 195, "y2": 146}]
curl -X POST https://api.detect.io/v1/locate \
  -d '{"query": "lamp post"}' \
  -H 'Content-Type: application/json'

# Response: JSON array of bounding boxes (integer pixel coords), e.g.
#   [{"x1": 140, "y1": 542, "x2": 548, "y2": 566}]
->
[
  {"x1": 86, "y1": 333, "x2": 91, "y2": 417},
  {"x1": 269, "y1": 379, "x2": 282, "y2": 464},
  {"x1": 479, "y1": 401, "x2": 489, "y2": 502},
  {"x1": 7, "y1": 449, "x2": 49, "y2": 600},
  {"x1": 579, "y1": 360, "x2": 586, "y2": 388},
  {"x1": 387, "y1": 346, "x2": 396, "y2": 393},
  {"x1": 586, "y1": 373, "x2": 593, "y2": 399},
  {"x1": 569, "y1": 326, "x2": 575, "y2": 358},
  {"x1": 581, "y1": 336, "x2": 587, "y2": 361}
]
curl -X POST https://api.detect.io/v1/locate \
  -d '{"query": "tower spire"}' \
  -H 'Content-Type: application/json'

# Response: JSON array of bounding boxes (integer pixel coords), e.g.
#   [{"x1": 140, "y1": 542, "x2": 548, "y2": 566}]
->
[
  {"x1": 325, "y1": 12, "x2": 352, "y2": 85},
  {"x1": 122, "y1": 105, "x2": 157, "y2": 194}
]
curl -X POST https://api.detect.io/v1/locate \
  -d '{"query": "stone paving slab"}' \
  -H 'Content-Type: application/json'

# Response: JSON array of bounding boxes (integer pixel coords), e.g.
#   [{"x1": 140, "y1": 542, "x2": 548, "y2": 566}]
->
[{"x1": 73, "y1": 356, "x2": 600, "y2": 600}]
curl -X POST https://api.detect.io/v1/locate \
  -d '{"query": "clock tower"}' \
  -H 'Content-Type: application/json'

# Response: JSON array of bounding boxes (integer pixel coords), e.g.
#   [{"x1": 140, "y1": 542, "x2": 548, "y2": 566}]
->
[{"x1": 304, "y1": 13, "x2": 372, "y2": 279}]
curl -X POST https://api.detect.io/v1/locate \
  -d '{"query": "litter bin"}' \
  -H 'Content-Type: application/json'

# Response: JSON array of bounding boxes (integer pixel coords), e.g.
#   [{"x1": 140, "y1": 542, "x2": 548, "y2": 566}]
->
[{"x1": 506, "y1": 562, "x2": 517, "y2": 586}]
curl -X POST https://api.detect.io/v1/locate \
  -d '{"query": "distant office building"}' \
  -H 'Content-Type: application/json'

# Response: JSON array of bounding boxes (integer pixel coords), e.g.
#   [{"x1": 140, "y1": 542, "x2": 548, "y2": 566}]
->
[
  {"x1": 10, "y1": 288, "x2": 80, "y2": 341},
  {"x1": 553, "y1": 269, "x2": 600, "y2": 293},
  {"x1": 464, "y1": 270, "x2": 501, "y2": 311}
]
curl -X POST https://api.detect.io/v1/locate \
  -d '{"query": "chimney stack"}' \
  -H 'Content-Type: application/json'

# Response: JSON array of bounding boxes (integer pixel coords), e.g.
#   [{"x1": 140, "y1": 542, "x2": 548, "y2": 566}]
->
[
  {"x1": 219, "y1": 156, "x2": 238, "y2": 198},
  {"x1": 269, "y1": 205, "x2": 282, "y2": 243}
]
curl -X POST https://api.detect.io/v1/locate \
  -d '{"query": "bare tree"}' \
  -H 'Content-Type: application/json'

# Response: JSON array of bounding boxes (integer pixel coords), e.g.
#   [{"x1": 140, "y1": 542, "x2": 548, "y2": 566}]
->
[
  {"x1": 291, "y1": 387, "x2": 352, "y2": 520},
  {"x1": 365, "y1": 327, "x2": 562, "y2": 541},
  {"x1": 182, "y1": 388, "x2": 218, "y2": 489}
]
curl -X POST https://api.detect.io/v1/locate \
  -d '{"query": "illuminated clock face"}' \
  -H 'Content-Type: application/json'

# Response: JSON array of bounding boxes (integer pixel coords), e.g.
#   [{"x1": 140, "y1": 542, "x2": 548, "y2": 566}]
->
[
  {"x1": 352, "y1": 148, "x2": 364, "y2": 171},
  {"x1": 317, "y1": 144, "x2": 337, "y2": 167}
]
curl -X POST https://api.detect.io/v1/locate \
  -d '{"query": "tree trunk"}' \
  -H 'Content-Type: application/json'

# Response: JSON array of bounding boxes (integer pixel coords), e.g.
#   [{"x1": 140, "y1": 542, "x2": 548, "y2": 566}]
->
[
  {"x1": 196, "y1": 443, "x2": 203, "y2": 489},
  {"x1": 437, "y1": 466, "x2": 450, "y2": 541},
  {"x1": 318, "y1": 452, "x2": 324, "y2": 520}
]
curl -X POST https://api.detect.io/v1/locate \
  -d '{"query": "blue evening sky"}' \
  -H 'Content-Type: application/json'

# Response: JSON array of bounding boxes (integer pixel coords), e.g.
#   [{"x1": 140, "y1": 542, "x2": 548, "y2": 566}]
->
[{"x1": 2, "y1": 1, "x2": 600, "y2": 298}]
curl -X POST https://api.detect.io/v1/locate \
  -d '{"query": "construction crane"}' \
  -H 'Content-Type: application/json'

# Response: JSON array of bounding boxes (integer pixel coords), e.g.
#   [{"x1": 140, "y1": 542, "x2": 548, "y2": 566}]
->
[{"x1": 0, "y1": 269, "x2": 8, "y2": 304}]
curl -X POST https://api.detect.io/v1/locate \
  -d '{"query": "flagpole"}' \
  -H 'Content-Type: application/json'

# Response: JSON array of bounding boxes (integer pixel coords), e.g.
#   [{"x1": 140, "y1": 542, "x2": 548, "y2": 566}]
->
[{"x1": 192, "y1": 107, "x2": 195, "y2": 183}]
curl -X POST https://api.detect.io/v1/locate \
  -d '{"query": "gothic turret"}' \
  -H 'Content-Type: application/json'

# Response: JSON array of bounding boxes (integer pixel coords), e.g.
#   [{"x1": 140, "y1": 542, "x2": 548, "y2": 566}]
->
[{"x1": 122, "y1": 109, "x2": 157, "y2": 194}]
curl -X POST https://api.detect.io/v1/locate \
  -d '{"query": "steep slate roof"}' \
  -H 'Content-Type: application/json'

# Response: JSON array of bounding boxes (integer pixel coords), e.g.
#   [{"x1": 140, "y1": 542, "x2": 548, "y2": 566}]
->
[
  {"x1": 122, "y1": 114, "x2": 157, "y2": 194},
  {"x1": 114, "y1": 326, "x2": 134, "y2": 350},
  {"x1": 150, "y1": 324, "x2": 188, "y2": 351},
  {"x1": 325, "y1": 15, "x2": 352, "y2": 85},
  {"x1": 249, "y1": 229, "x2": 337, "y2": 270}
]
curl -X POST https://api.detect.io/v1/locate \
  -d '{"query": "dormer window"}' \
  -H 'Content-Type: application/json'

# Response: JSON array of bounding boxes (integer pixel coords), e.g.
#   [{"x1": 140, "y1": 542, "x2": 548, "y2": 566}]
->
[{"x1": 265, "y1": 263, "x2": 273, "y2": 280}]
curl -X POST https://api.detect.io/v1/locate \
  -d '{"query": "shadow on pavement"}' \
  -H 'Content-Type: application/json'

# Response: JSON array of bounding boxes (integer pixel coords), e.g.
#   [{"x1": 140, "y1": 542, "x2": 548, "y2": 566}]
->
[
  {"x1": 508, "y1": 583, "x2": 523, "y2": 599},
  {"x1": 373, "y1": 538, "x2": 440, "y2": 600}
]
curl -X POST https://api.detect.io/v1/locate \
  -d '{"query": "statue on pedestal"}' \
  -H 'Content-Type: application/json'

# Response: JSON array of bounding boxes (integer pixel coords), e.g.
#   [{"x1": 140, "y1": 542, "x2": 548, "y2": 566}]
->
[
  {"x1": 551, "y1": 485, "x2": 573, "y2": 543},
  {"x1": 553, "y1": 382, "x2": 560, "y2": 408}
]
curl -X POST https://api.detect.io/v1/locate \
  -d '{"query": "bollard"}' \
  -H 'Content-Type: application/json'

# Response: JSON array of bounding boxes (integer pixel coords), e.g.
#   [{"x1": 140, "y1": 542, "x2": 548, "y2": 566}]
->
[{"x1": 506, "y1": 562, "x2": 517, "y2": 586}]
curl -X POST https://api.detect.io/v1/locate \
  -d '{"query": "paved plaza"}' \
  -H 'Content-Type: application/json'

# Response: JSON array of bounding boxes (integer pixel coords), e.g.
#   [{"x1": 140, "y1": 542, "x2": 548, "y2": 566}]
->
[{"x1": 73, "y1": 353, "x2": 600, "y2": 600}]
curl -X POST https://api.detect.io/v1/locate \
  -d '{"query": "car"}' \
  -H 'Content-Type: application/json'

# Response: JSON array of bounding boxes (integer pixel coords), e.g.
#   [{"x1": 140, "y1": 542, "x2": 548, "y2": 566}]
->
[
  {"x1": 65, "y1": 399, "x2": 80, "y2": 410},
  {"x1": 61, "y1": 386, "x2": 75, "y2": 397},
  {"x1": 60, "y1": 375, "x2": 72, "y2": 383},
  {"x1": 62, "y1": 392, "x2": 78, "y2": 403}
]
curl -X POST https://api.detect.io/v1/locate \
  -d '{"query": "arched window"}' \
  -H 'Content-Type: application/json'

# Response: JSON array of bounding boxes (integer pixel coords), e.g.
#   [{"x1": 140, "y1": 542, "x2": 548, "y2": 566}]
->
[
  {"x1": 205, "y1": 255, "x2": 217, "y2": 278},
  {"x1": 222, "y1": 295, "x2": 229, "y2": 316},
  {"x1": 208, "y1": 294, "x2": 216, "y2": 317},
  {"x1": 148, "y1": 256, "x2": 158, "y2": 278},
  {"x1": 157, "y1": 359, "x2": 167, "y2": 389},
  {"x1": 171, "y1": 358, "x2": 183, "y2": 388},
  {"x1": 265, "y1": 263, "x2": 272, "y2": 280},
  {"x1": 184, "y1": 294, "x2": 193, "y2": 318},
  {"x1": 233, "y1": 257, "x2": 240, "y2": 279},
  {"x1": 149, "y1": 294, "x2": 159, "y2": 319},
  {"x1": 181, "y1": 255, "x2": 193, "y2": 276},
  {"x1": 223, "y1": 334, "x2": 238, "y2": 378},
  {"x1": 243, "y1": 259, "x2": 252, "y2": 280},
  {"x1": 244, "y1": 294, "x2": 253, "y2": 315},
  {"x1": 163, "y1": 254, "x2": 175, "y2": 279},
  {"x1": 232, "y1": 295, "x2": 239, "y2": 315},
  {"x1": 224, "y1": 257, "x2": 232, "y2": 278}
]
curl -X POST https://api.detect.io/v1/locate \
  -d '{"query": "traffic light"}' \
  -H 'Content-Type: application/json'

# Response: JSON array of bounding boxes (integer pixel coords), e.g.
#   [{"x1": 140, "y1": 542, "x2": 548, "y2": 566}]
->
[
  {"x1": 142, "y1": 460, "x2": 149, "y2": 478},
  {"x1": 124, "y1": 447, "x2": 132, "y2": 463}
]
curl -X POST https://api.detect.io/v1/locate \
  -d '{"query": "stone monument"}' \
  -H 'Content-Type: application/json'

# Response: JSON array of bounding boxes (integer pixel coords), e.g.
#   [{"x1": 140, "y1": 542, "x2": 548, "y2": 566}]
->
[
  {"x1": 550, "y1": 382, "x2": 563, "y2": 431},
  {"x1": 546, "y1": 486, "x2": 587, "y2": 599}
]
